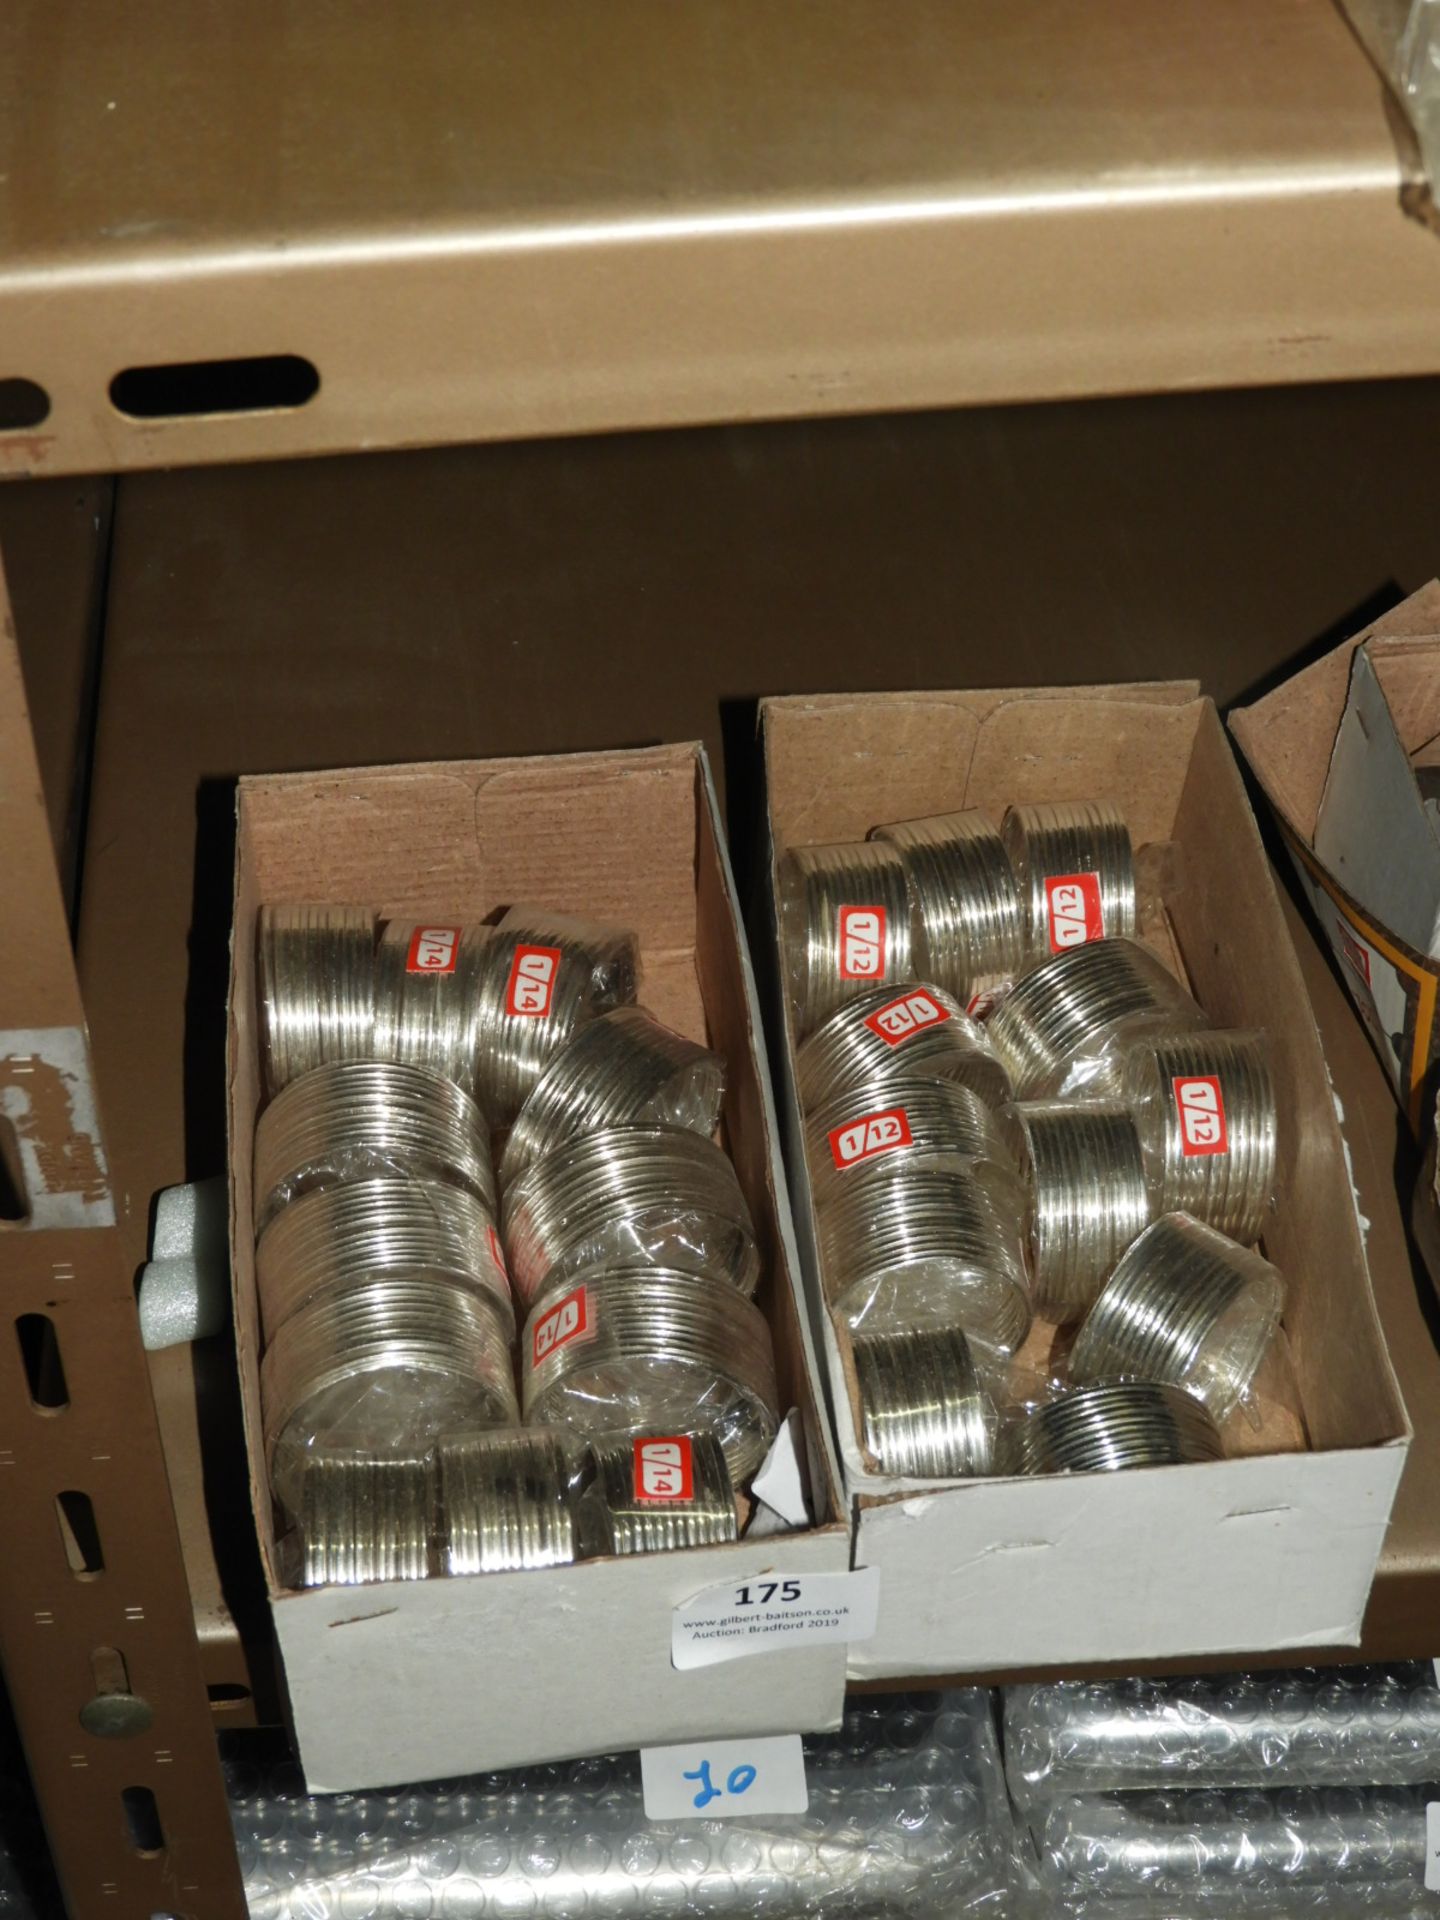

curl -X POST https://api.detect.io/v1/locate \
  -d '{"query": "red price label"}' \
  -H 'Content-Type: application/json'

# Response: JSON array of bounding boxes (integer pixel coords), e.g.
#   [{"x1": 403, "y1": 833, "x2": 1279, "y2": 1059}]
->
[{"x1": 1044, "y1": 874, "x2": 1104, "y2": 951}]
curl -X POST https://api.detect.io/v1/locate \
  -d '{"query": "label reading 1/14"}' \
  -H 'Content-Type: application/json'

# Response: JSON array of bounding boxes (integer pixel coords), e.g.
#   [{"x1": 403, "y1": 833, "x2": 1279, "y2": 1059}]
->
[{"x1": 671, "y1": 1566, "x2": 881, "y2": 1671}]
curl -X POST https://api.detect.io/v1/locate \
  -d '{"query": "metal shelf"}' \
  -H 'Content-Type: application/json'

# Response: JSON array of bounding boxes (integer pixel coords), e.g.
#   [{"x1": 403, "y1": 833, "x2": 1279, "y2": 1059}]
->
[{"x1": 4, "y1": 0, "x2": 1440, "y2": 476}]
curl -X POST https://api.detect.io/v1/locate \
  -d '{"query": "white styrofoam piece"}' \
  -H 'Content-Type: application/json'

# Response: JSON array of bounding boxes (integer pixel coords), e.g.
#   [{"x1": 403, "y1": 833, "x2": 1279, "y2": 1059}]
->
[
  {"x1": 153, "y1": 1173, "x2": 229, "y2": 1261},
  {"x1": 139, "y1": 1253, "x2": 230, "y2": 1348},
  {"x1": 278, "y1": 1527, "x2": 847, "y2": 1792}
]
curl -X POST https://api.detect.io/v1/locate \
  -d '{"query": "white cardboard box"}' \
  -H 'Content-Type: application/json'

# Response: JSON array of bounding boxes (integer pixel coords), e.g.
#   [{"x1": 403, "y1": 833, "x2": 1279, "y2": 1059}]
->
[
  {"x1": 227, "y1": 742, "x2": 850, "y2": 1790},
  {"x1": 1231, "y1": 582, "x2": 1440, "y2": 1132},
  {"x1": 762, "y1": 686, "x2": 1409, "y2": 1678}
]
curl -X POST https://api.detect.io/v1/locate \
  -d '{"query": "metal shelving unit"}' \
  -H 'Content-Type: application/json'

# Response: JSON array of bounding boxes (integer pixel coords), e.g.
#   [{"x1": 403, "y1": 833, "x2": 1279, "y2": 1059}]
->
[
  {"x1": 4, "y1": 0, "x2": 1440, "y2": 476},
  {"x1": 5, "y1": 4, "x2": 1440, "y2": 1912}
]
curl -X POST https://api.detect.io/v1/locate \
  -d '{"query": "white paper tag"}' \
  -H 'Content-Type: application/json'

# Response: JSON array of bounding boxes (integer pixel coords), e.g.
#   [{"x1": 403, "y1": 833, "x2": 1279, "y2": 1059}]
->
[
  {"x1": 641, "y1": 1733, "x2": 808, "y2": 1820},
  {"x1": 1426, "y1": 1801, "x2": 1440, "y2": 1891},
  {"x1": 671, "y1": 1565, "x2": 880, "y2": 1670}
]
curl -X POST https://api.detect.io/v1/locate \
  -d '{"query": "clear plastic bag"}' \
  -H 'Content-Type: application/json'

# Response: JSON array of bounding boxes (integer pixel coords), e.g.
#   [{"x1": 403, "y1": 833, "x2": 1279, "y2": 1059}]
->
[
  {"x1": 816, "y1": 1159, "x2": 1032, "y2": 1352},
  {"x1": 229, "y1": 1690, "x2": 1020, "y2": 1918},
  {"x1": 501, "y1": 1123, "x2": 759, "y2": 1310},
  {"x1": 870, "y1": 809, "x2": 1026, "y2": 1006},
  {"x1": 253, "y1": 1059, "x2": 495, "y2": 1230},
  {"x1": 521, "y1": 1270, "x2": 779, "y2": 1486},
  {"x1": 1034, "y1": 1781, "x2": 1435, "y2": 1916},
  {"x1": 1005, "y1": 1665, "x2": 1440, "y2": 1803},
  {"x1": 780, "y1": 840, "x2": 915, "y2": 1035},
  {"x1": 986, "y1": 938, "x2": 1207, "y2": 1100},
  {"x1": 499, "y1": 1006, "x2": 725, "y2": 1189}
]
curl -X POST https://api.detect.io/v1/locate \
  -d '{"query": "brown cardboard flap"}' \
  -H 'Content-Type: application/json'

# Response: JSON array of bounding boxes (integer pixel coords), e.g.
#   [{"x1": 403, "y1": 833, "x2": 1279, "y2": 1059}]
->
[
  {"x1": 241, "y1": 749, "x2": 700, "y2": 956},
  {"x1": 1172, "y1": 712, "x2": 1398, "y2": 1451},
  {"x1": 1364, "y1": 636, "x2": 1440, "y2": 749},
  {"x1": 1231, "y1": 582, "x2": 1440, "y2": 842},
  {"x1": 765, "y1": 681, "x2": 1199, "y2": 850},
  {"x1": 965, "y1": 697, "x2": 1200, "y2": 847}
]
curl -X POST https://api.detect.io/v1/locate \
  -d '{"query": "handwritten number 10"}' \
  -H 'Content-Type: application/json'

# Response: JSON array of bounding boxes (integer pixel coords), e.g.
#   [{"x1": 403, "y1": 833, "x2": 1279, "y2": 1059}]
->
[
  {"x1": 683, "y1": 1760, "x2": 758, "y2": 1809},
  {"x1": 734, "y1": 1579, "x2": 802, "y2": 1606}
]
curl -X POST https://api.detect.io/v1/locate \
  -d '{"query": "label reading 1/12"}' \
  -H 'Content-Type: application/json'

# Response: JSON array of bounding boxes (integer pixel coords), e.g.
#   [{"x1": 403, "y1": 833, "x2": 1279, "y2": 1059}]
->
[
  {"x1": 838, "y1": 906, "x2": 887, "y2": 980},
  {"x1": 828, "y1": 1105, "x2": 912, "y2": 1170},
  {"x1": 862, "y1": 987, "x2": 950, "y2": 1046},
  {"x1": 1173, "y1": 1074, "x2": 1228, "y2": 1156},
  {"x1": 671, "y1": 1566, "x2": 881, "y2": 1670},
  {"x1": 641, "y1": 1733, "x2": 809, "y2": 1821},
  {"x1": 1044, "y1": 874, "x2": 1104, "y2": 951}
]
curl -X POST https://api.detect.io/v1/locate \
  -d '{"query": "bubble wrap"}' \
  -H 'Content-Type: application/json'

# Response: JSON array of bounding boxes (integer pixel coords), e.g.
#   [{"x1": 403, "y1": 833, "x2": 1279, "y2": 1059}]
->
[
  {"x1": 1034, "y1": 1782, "x2": 1438, "y2": 1917},
  {"x1": 228, "y1": 1692, "x2": 1016, "y2": 1919},
  {"x1": 1004, "y1": 1664, "x2": 1440, "y2": 1804}
]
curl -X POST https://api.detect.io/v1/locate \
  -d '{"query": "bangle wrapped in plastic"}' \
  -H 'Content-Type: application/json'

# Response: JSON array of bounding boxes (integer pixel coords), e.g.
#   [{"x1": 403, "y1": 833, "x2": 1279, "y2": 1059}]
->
[
  {"x1": 253, "y1": 1060, "x2": 495, "y2": 1231},
  {"x1": 999, "y1": 799, "x2": 1136, "y2": 962},
  {"x1": 473, "y1": 904, "x2": 641, "y2": 1125},
  {"x1": 869, "y1": 809, "x2": 1025, "y2": 1005},
  {"x1": 1122, "y1": 1028, "x2": 1278, "y2": 1243},
  {"x1": 576, "y1": 1430, "x2": 739, "y2": 1556},
  {"x1": 254, "y1": 1176, "x2": 511, "y2": 1340},
  {"x1": 998, "y1": 1380, "x2": 1224, "y2": 1476},
  {"x1": 263, "y1": 1277, "x2": 518, "y2": 1515},
  {"x1": 521, "y1": 1270, "x2": 779, "y2": 1485},
  {"x1": 805, "y1": 1075, "x2": 1021, "y2": 1212},
  {"x1": 371, "y1": 919, "x2": 494, "y2": 1103},
  {"x1": 498, "y1": 1006, "x2": 725, "y2": 1189},
  {"x1": 986, "y1": 937, "x2": 1207, "y2": 1099},
  {"x1": 501, "y1": 1123, "x2": 758, "y2": 1310},
  {"x1": 437, "y1": 1427, "x2": 580, "y2": 1574},
  {"x1": 797, "y1": 981, "x2": 1012, "y2": 1111},
  {"x1": 780, "y1": 840, "x2": 914, "y2": 1035},
  {"x1": 817, "y1": 1160, "x2": 1032, "y2": 1352},
  {"x1": 1069, "y1": 1212, "x2": 1285, "y2": 1422},
  {"x1": 1001, "y1": 1100, "x2": 1151, "y2": 1323},
  {"x1": 848, "y1": 1323, "x2": 998, "y2": 1478},
  {"x1": 257, "y1": 902, "x2": 377, "y2": 1095}
]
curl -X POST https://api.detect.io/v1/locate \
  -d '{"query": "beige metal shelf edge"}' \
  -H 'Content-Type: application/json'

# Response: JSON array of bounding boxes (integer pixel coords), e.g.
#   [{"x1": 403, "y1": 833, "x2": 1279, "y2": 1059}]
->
[{"x1": 4, "y1": 0, "x2": 1440, "y2": 477}]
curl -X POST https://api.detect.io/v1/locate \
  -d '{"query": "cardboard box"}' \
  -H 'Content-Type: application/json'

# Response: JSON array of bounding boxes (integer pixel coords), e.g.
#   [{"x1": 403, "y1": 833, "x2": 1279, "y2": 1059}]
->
[
  {"x1": 762, "y1": 686, "x2": 1409, "y2": 1677},
  {"x1": 227, "y1": 741, "x2": 849, "y2": 1791},
  {"x1": 1231, "y1": 582, "x2": 1440, "y2": 1133}
]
